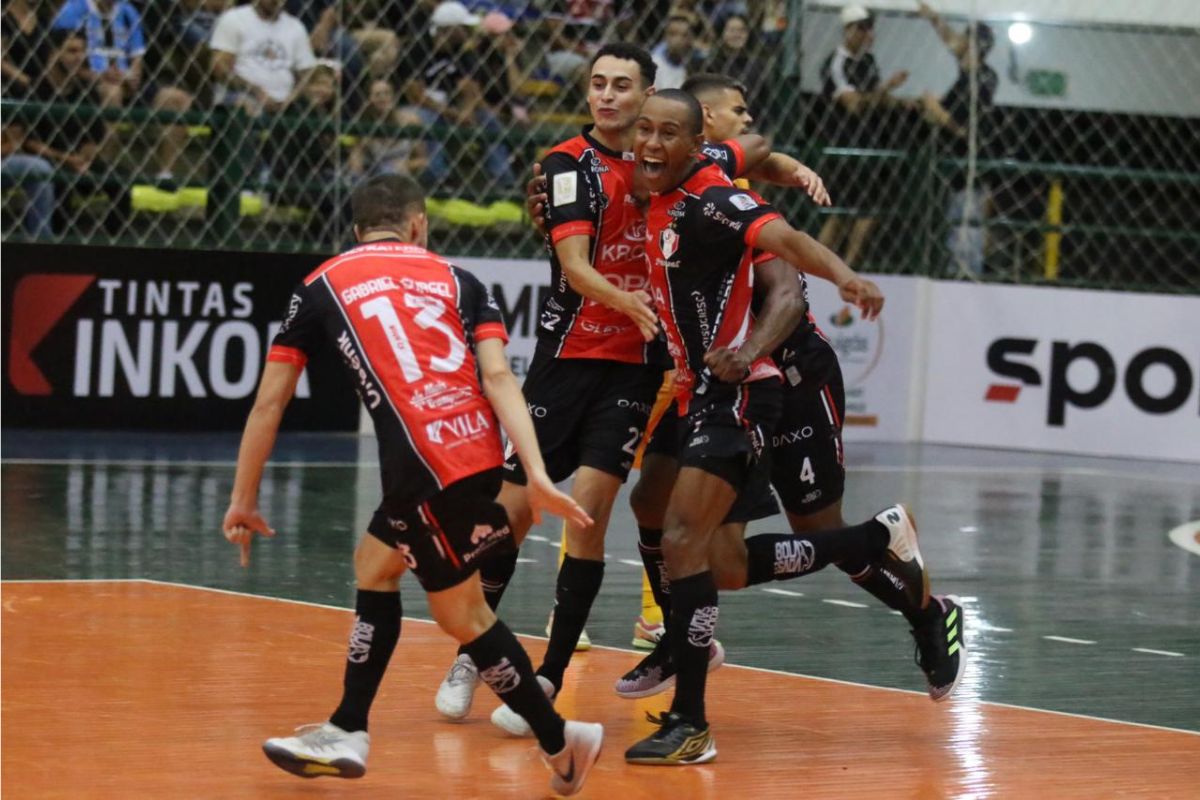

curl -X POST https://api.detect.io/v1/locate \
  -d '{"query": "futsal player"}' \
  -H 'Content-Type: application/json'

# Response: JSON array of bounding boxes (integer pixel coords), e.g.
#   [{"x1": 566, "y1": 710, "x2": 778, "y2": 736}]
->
[{"x1": 221, "y1": 175, "x2": 603, "y2": 796}]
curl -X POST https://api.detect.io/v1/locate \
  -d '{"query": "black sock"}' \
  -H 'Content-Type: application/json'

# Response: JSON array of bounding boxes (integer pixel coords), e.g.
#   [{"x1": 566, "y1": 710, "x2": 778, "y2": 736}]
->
[
  {"x1": 465, "y1": 620, "x2": 566, "y2": 754},
  {"x1": 537, "y1": 555, "x2": 604, "y2": 692},
  {"x1": 744, "y1": 521, "x2": 888, "y2": 586},
  {"x1": 637, "y1": 526, "x2": 671, "y2": 621},
  {"x1": 458, "y1": 550, "x2": 519, "y2": 657},
  {"x1": 329, "y1": 589, "x2": 401, "y2": 733},
  {"x1": 846, "y1": 565, "x2": 939, "y2": 626},
  {"x1": 667, "y1": 571, "x2": 718, "y2": 726}
]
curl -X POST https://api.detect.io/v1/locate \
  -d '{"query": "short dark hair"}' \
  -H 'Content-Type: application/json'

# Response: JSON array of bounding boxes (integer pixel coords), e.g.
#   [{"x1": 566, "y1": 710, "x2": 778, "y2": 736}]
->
[
  {"x1": 681, "y1": 73, "x2": 748, "y2": 101},
  {"x1": 590, "y1": 42, "x2": 657, "y2": 88},
  {"x1": 652, "y1": 88, "x2": 704, "y2": 137},
  {"x1": 665, "y1": 13, "x2": 699, "y2": 35},
  {"x1": 351, "y1": 175, "x2": 425, "y2": 231}
]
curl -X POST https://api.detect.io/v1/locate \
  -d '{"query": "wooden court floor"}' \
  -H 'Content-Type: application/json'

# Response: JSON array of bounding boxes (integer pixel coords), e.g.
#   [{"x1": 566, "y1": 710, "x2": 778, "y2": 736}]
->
[{"x1": 3, "y1": 579, "x2": 1198, "y2": 799}]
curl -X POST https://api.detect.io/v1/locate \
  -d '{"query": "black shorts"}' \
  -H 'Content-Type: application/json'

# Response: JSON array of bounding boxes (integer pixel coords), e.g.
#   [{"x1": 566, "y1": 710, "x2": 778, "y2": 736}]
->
[
  {"x1": 770, "y1": 331, "x2": 846, "y2": 516},
  {"x1": 368, "y1": 468, "x2": 515, "y2": 593},
  {"x1": 503, "y1": 348, "x2": 664, "y2": 484},
  {"x1": 680, "y1": 379, "x2": 783, "y2": 520}
]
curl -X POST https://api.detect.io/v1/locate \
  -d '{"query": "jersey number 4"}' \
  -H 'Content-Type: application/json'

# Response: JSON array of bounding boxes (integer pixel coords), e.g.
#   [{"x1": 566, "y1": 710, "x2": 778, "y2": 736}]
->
[{"x1": 360, "y1": 294, "x2": 466, "y2": 383}]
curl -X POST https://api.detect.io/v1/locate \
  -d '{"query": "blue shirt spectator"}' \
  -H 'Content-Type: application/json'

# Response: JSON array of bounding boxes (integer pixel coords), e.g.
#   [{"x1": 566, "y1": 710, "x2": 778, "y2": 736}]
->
[{"x1": 51, "y1": 0, "x2": 146, "y2": 74}]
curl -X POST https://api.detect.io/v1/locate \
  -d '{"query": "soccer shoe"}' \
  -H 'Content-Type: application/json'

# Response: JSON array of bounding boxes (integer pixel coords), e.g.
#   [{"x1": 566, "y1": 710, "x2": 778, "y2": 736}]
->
[
  {"x1": 435, "y1": 653, "x2": 480, "y2": 720},
  {"x1": 491, "y1": 674, "x2": 556, "y2": 737},
  {"x1": 262, "y1": 722, "x2": 369, "y2": 779},
  {"x1": 632, "y1": 613, "x2": 665, "y2": 650},
  {"x1": 912, "y1": 595, "x2": 968, "y2": 702},
  {"x1": 873, "y1": 504, "x2": 931, "y2": 612},
  {"x1": 614, "y1": 639, "x2": 725, "y2": 699},
  {"x1": 543, "y1": 720, "x2": 605, "y2": 796},
  {"x1": 624, "y1": 711, "x2": 717, "y2": 765},
  {"x1": 546, "y1": 610, "x2": 592, "y2": 652}
]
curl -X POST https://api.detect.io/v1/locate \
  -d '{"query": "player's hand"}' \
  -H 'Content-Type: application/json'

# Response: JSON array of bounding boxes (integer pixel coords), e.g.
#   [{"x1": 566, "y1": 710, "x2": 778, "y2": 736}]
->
[
  {"x1": 222, "y1": 504, "x2": 276, "y2": 567},
  {"x1": 526, "y1": 471, "x2": 594, "y2": 529},
  {"x1": 704, "y1": 346, "x2": 753, "y2": 383},
  {"x1": 838, "y1": 276, "x2": 884, "y2": 321},
  {"x1": 793, "y1": 164, "x2": 831, "y2": 206},
  {"x1": 525, "y1": 162, "x2": 548, "y2": 234},
  {"x1": 615, "y1": 289, "x2": 659, "y2": 341},
  {"x1": 885, "y1": 70, "x2": 910, "y2": 91}
]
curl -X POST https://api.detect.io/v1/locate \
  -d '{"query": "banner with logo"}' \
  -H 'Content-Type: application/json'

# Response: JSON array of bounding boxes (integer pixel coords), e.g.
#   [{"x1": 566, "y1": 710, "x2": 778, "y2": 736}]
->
[
  {"x1": 2, "y1": 243, "x2": 359, "y2": 431},
  {"x1": 804, "y1": 274, "x2": 925, "y2": 442},
  {"x1": 453, "y1": 257, "x2": 551, "y2": 381},
  {"x1": 922, "y1": 282, "x2": 1200, "y2": 462}
]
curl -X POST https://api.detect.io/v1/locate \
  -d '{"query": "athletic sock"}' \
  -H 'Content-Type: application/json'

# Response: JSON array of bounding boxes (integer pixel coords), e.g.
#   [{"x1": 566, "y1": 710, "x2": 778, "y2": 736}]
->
[
  {"x1": 744, "y1": 521, "x2": 889, "y2": 586},
  {"x1": 329, "y1": 589, "x2": 401, "y2": 733},
  {"x1": 637, "y1": 526, "x2": 671, "y2": 620},
  {"x1": 847, "y1": 565, "x2": 940, "y2": 625},
  {"x1": 667, "y1": 571, "x2": 719, "y2": 726},
  {"x1": 536, "y1": 555, "x2": 604, "y2": 692},
  {"x1": 464, "y1": 620, "x2": 566, "y2": 754},
  {"x1": 456, "y1": 550, "x2": 519, "y2": 658}
]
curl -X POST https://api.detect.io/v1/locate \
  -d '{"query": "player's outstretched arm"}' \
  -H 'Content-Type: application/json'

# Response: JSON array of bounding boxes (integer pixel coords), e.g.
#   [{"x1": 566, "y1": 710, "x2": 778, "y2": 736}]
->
[
  {"x1": 555, "y1": 234, "x2": 659, "y2": 341},
  {"x1": 745, "y1": 153, "x2": 831, "y2": 206},
  {"x1": 223, "y1": 360, "x2": 301, "y2": 566},
  {"x1": 704, "y1": 257, "x2": 807, "y2": 382},
  {"x1": 477, "y1": 339, "x2": 594, "y2": 529},
  {"x1": 754, "y1": 218, "x2": 885, "y2": 320}
]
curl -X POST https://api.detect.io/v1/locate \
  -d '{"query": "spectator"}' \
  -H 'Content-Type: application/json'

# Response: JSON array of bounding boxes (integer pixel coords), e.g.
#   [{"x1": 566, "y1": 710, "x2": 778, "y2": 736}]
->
[
  {"x1": 2, "y1": 0, "x2": 49, "y2": 98},
  {"x1": 817, "y1": 4, "x2": 915, "y2": 269},
  {"x1": 348, "y1": 78, "x2": 428, "y2": 179},
  {"x1": 51, "y1": 0, "x2": 194, "y2": 180},
  {"x1": 177, "y1": 0, "x2": 231, "y2": 49},
  {"x1": 916, "y1": 1, "x2": 999, "y2": 275},
  {"x1": 401, "y1": 1, "x2": 515, "y2": 189},
  {"x1": 703, "y1": 13, "x2": 767, "y2": 112},
  {"x1": 209, "y1": 0, "x2": 316, "y2": 115},
  {"x1": 307, "y1": 0, "x2": 402, "y2": 112},
  {"x1": 2, "y1": 121, "x2": 55, "y2": 237},
  {"x1": 651, "y1": 12, "x2": 706, "y2": 90}
]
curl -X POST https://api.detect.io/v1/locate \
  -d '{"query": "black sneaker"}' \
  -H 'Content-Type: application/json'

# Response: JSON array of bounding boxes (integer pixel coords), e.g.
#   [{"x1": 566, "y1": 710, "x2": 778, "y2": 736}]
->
[
  {"x1": 613, "y1": 639, "x2": 725, "y2": 699},
  {"x1": 911, "y1": 595, "x2": 967, "y2": 702},
  {"x1": 624, "y1": 712, "x2": 717, "y2": 765}
]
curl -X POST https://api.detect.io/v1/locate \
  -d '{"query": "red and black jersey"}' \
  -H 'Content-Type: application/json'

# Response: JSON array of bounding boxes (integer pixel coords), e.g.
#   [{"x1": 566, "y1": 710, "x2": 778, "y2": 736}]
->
[
  {"x1": 539, "y1": 126, "x2": 654, "y2": 363},
  {"x1": 646, "y1": 159, "x2": 783, "y2": 411},
  {"x1": 749, "y1": 250, "x2": 820, "y2": 378},
  {"x1": 269, "y1": 240, "x2": 509, "y2": 509}
]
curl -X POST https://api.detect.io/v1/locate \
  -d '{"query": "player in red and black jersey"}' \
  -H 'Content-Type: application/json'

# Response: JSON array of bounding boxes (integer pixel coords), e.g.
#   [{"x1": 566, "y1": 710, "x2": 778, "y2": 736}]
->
[
  {"x1": 220, "y1": 176, "x2": 603, "y2": 796},
  {"x1": 621, "y1": 90, "x2": 945, "y2": 766}
]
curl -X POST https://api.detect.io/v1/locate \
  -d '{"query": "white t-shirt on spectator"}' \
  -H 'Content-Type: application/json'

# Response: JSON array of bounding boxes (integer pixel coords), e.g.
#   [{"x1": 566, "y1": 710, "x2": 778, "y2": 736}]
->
[{"x1": 210, "y1": 6, "x2": 316, "y2": 102}]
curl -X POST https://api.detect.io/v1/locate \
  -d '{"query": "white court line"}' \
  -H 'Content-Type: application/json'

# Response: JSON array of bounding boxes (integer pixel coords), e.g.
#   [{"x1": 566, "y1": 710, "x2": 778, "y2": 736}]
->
[
  {"x1": 1132, "y1": 648, "x2": 1186, "y2": 658},
  {"x1": 761, "y1": 588, "x2": 804, "y2": 597},
  {"x1": 823, "y1": 599, "x2": 869, "y2": 608},
  {"x1": 6, "y1": 578, "x2": 1198, "y2": 737},
  {"x1": 526, "y1": 535, "x2": 548, "y2": 543},
  {"x1": 1044, "y1": 635, "x2": 1097, "y2": 645},
  {"x1": 5, "y1": 458, "x2": 1198, "y2": 486},
  {"x1": 515, "y1": 558, "x2": 538, "y2": 564},
  {"x1": 617, "y1": 559, "x2": 643, "y2": 568}
]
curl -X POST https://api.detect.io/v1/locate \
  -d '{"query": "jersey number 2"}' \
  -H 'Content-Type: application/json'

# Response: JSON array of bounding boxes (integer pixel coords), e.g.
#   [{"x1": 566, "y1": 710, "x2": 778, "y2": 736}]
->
[{"x1": 360, "y1": 295, "x2": 465, "y2": 383}]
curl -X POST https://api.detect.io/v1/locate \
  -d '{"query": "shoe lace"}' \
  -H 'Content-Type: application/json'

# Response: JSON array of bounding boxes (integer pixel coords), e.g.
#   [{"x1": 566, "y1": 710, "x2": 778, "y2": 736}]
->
[
  {"x1": 447, "y1": 658, "x2": 477, "y2": 685},
  {"x1": 293, "y1": 723, "x2": 344, "y2": 751}
]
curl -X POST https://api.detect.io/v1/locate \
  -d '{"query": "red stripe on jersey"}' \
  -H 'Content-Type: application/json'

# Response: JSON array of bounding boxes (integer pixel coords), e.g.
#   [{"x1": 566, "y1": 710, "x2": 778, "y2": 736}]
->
[
  {"x1": 823, "y1": 384, "x2": 842, "y2": 426},
  {"x1": 745, "y1": 213, "x2": 783, "y2": 248},
  {"x1": 474, "y1": 321, "x2": 509, "y2": 343},
  {"x1": 422, "y1": 502, "x2": 462, "y2": 569},
  {"x1": 267, "y1": 344, "x2": 307, "y2": 368},
  {"x1": 752, "y1": 249, "x2": 777, "y2": 265},
  {"x1": 550, "y1": 220, "x2": 596, "y2": 244}
]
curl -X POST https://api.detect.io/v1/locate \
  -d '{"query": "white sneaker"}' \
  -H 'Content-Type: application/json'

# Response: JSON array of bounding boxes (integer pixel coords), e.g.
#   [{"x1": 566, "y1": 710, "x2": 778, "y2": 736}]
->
[
  {"x1": 435, "y1": 653, "x2": 480, "y2": 720},
  {"x1": 543, "y1": 720, "x2": 604, "y2": 797},
  {"x1": 262, "y1": 722, "x2": 369, "y2": 779},
  {"x1": 491, "y1": 674, "x2": 555, "y2": 737},
  {"x1": 874, "y1": 504, "x2": 931, "y2": 611}
]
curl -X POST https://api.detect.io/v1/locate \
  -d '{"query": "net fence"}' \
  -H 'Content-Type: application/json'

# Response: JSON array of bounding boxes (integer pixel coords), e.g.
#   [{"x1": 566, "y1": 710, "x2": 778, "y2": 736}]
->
[{"x1": 2, "y1": 1, "x2": 1197, "y2": 293}]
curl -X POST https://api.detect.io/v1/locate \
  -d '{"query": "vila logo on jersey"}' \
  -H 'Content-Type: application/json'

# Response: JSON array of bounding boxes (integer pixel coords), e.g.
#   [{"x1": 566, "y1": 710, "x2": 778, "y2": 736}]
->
[
  {"x1": 425, "y1": 409, "x2": 491, "y2": 446},
  {"x1": 479, "y1": 657, "x2": 522, "y2": 694},
  {"x1": 984, "y1": 337, "x2": 1198, "y2": 426},
  {"x1": 346, "y1": 618, "x2": 376, "y2": 664},
  {"x1": 7, "y1": 273, "x2": 313, "y2": 401},
  {"x1": 774, "y1": 539, "x2": 815, "y2": 576},
  {"x1": 687, "y1": 605, "x2": 720, "y2": 648},
  {"x1": 660, "y1": 228, "x2": 680, "y2": 259},
  {"x1": 409, "y1": 380, "x2": 475, "y2": 412}
]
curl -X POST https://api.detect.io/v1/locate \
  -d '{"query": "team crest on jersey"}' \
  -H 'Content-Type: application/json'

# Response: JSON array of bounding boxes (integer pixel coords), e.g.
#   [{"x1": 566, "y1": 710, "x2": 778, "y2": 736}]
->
[
  {"x1": 660, "y1": 228, "x2": 679, "y2": 259},
  {"x1": 553, "y1": 172, "x2": 578, "y2": 206},
  {"x1": 729, "y1": 193, "x2": 758, "y2": 211}
]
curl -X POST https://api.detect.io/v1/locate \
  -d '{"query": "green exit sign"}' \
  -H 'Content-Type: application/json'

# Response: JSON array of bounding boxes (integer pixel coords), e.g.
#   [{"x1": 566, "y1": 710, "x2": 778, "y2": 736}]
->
[{"x1": 1026, "y1": 69, "x2": 1067, "y2": 97}]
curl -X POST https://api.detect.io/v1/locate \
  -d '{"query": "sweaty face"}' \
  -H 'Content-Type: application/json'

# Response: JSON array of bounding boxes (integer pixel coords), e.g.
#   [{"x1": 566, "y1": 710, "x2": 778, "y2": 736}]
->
[
  {"x1": 634, "y1": 95, "x2": 702, "y2": 194},
  {"x1": 703, "y1": 87, "x2": 752, "y2": 142},
  {"x1": 588, "y1": 55, "x2": 648, "y2": 137}
]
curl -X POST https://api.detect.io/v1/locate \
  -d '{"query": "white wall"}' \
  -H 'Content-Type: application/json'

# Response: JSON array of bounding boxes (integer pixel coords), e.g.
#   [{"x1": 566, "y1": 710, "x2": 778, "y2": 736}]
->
[{"x1": 813, "y1": 1, "x2": 1200, "y2": 29}]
